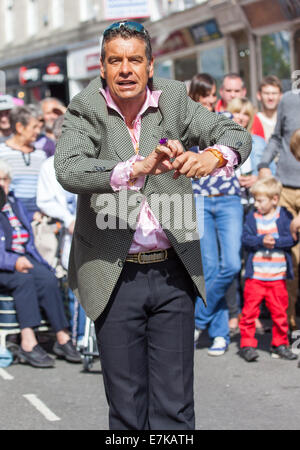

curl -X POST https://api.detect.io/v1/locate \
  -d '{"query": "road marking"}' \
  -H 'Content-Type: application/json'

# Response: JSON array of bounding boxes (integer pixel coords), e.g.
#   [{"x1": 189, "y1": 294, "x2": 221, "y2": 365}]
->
[
  {"x1": 0, "y1": 368, "x2": 14, "y2": 380},
  {"x1": 23, "y1": 394, "x2": 61, "y2": 422}
]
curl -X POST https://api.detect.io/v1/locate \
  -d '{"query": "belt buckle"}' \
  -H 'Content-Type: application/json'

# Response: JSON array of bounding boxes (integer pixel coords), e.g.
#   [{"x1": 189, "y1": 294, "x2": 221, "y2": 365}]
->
[{"x1": 137, "y1": 250, "x2": 167, "y2": 264}]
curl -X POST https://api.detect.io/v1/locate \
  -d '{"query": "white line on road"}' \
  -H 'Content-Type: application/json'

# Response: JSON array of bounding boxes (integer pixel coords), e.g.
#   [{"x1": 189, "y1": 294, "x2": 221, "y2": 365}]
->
[
  {"x1": 0, "y1": 368, "x2": 14, "y2": 380},
  {"x1": 23, "y1": 394, "x2": 61, "y2": 422}
]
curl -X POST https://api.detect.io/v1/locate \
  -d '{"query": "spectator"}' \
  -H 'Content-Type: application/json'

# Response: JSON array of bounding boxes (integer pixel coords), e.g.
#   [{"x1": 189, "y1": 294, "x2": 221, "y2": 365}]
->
[
  {"x1": 227, "y1": 97, "x2": 271, "y2": 190},
  {"x1": 189, "y1": 73, "x2": 243, "y2": 353},
  {"x1": 0, "y1": 95, "x2": 14, "y2": 143},
  {"x1": 35, "y1": 97, "x2": 66, "y2": 158},
  {"x1": 37, "y1": 115, "x2": 86, "y2": 346},
  {"x1": 188, "y1": 73, "x2": 217, "y2": 112},
  {"x1": 215, "y1": 73, "x2": 246, "y2": 113},
  {"x1": 0, "y1": 105, "x2": 46, "y2": 217},
  {"x1": 239, "y1": 177, "x2": 297, "y2": 362},
  {"x1": 0, "y1": 159, "x2": 81, "y2": 368},
  {"x1": 258, "y1": 90, "x2": 300, "y2": 331},
  {"x1": 252, "y1": 76, "x2": 282, "y2": 142}
]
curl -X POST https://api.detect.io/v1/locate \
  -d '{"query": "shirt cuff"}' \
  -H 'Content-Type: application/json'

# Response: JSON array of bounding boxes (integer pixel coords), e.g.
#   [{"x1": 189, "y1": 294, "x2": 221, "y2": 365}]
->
[
  {"x1": 110, "y1": 154, "x2": 146, "y2": 191},
  {"x1": 202, "y1": 145, "x2": 239, "y2": 177}
]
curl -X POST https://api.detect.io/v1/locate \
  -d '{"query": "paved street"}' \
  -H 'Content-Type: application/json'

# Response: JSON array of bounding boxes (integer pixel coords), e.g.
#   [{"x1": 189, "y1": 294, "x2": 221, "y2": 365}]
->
[{"x1": 1, "y1": 326, "x2": 300, "y2": 431}]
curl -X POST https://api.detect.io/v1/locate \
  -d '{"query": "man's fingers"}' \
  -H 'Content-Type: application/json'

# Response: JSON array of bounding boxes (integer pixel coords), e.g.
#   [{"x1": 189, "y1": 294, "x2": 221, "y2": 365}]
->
[{"x1": 167, "y1": 140, "x2": 184, "y2": 158}]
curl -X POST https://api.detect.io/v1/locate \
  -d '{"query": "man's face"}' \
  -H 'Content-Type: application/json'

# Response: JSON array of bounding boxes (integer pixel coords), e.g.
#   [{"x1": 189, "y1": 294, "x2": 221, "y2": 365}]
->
[
  {"x1": 220, "y1": 77, "x2": 246, "y2": 108},
  {"x1": 257, "y1": 85, "x2": 282, "y2": 112},
  {"x1": 100, "y1": 37, "x2": 154, "y2": 105},
  {"x1": 42, "y1": 100, "x2": 62, "y2": 127},
  {"x1": 0, "y1": 109, "x2": 11, "y2": 133}
]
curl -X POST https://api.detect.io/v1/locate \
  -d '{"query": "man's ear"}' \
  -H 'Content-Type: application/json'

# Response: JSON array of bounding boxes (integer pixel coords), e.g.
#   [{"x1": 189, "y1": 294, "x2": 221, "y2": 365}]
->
[
  {"x1": 100, "y1": 58, "x2": 105, "y2": 79},
  {"x1": 257, "y1": 91, "x2": 262, "y2": 103}
]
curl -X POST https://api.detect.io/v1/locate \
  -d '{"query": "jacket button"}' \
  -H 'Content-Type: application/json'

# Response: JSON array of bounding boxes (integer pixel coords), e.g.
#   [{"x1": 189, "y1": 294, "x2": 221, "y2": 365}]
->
[{"x1": 118, "y1": 260, "x2": 124, "y2": 268}]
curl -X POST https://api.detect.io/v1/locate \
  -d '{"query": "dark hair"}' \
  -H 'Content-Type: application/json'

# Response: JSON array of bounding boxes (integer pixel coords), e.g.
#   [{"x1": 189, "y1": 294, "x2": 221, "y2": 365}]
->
[
  {"x1": 258, "y1": 75, "x2": 282, "y2": 93},
  {"x1": 100, "y1": 24, "x2": 153, "y2": 89},
  {"x1": 188, "y1": 73, "x2": 216, "y2": 102},
  {"x1": 9, "y1": 105, "x2": 39, "y2": 134},
  {"x1": 101, "y1": 25, "x2": 152, "y2": 63}
]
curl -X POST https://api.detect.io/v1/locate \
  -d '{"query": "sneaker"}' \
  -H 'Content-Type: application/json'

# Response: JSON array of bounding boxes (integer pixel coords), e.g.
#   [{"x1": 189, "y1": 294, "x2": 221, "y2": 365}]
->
[
  {"x1": 240, "y1": 347, "x2": 259, "y2": 362},
  {"x1": 53, "y1": 340, "x2": 82, "y2": 363},
  {"x1": 19, "y1": 344, "x2": 55, "y2": 368},
  {"x1": 207, "y1": 337, "x2": 228, "y2": 357},
  {"x1": 194, "y1": 328, "x2": 202, "y2": 343},
  {"x1": 270, "y1": 345, "x2": 297, "y2": 360}
]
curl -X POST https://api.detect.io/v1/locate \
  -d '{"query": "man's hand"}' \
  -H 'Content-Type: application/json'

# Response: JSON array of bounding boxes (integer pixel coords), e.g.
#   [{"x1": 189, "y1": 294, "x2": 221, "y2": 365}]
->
[
  {"x1": 33, "y1": 211, "x2": 43, "y2": 222},
  {"x1": 172, "y1": 150, "x2": 220, "y2": 179},
  {"x1": 131, "y1": 139, "x2": 184, "y2": 178},
  {"x1": 15, "y1": 256, "x2": 34, "y2": 273},
  {"x1": 263, "y1": 234, "x2": 275, "y2": 249},
  {"x1": 239, "y1": 175, "x2": 258, "y2": 189},
  {"x1": 258, "y1": 168, "x2": 272, "y2": 179},
  {"x1": 290, "y1": 214, "x2": 300, "y2": 240}
]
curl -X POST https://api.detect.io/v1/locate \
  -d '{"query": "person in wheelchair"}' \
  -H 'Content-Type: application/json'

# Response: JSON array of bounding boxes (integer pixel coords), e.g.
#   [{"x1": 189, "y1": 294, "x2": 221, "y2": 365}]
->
[{"x1": 0, "y1": 159, "x2": 81, "y2": 368}]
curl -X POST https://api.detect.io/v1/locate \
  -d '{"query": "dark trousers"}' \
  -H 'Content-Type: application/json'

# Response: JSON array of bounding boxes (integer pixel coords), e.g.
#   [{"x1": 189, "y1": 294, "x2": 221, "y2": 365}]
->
[
  {"x1": 95, "y1": 255, "x2": 196, "y2": 430},
  {"x1": 0, "y1": 254, "x2": 68, "y2": 332}
]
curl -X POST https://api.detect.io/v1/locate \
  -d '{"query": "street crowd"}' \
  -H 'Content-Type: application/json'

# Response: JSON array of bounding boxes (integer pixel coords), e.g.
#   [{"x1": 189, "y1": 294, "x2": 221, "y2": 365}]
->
[{"x1": 0, "y1": 70, "x2": 300, "y2": 368}]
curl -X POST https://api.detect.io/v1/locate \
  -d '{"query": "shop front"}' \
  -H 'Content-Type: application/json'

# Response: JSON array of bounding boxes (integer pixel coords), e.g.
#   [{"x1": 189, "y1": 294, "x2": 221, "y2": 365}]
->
[
  {"x1": 3, "y1": 54, "x2": 69, "y2": 105},
  {"x1": 151, "y1": 17, "x2": 227, "y2": 89}
]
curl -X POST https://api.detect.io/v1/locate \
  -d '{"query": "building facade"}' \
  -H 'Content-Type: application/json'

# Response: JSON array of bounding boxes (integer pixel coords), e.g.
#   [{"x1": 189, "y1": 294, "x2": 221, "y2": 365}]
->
[{"x1": 0, "y1": 0, "x2": 299, "y2": 106}]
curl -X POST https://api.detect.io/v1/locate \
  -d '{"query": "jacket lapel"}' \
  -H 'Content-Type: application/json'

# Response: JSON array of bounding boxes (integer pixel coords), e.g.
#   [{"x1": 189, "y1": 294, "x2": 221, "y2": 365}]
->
[{"x1": 139, "y1": 107, "x2": 163, "y2": 158}]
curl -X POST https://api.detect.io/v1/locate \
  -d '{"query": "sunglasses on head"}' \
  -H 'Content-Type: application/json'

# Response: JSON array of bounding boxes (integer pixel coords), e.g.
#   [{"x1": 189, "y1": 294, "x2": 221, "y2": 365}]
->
[{"x1": 103, "y1": 21, "x2": 146, "y2": 37}]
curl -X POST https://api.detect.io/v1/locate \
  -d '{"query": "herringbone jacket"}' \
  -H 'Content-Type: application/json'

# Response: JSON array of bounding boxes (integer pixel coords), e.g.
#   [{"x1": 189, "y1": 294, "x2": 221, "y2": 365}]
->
[{"x1": 55, "y1": 76, "x2": 252, "y2": 321}]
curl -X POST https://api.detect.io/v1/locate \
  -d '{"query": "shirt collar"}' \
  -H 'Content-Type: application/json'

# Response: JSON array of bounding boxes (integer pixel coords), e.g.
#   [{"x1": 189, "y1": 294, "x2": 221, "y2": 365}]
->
[{"x1": 99, "y1": 86, "x2": 161, "y2": 122}]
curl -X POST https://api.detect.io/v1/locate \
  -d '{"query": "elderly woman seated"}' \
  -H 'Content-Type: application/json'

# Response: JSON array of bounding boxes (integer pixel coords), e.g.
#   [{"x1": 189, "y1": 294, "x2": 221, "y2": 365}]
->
[{"x1": 0, "y1": 159, "x2": 81, "y2": 368}]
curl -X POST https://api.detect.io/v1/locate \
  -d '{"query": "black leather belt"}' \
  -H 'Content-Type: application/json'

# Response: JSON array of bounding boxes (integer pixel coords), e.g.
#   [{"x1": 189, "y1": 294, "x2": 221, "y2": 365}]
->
[{"x1": 126, "y1": 248, "x2": 176, "y2": 264}]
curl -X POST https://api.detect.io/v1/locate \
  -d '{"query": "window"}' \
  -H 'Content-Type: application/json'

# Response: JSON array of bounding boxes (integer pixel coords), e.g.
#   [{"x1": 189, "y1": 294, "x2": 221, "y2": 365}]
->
[
  {"x1": 4, "y1": 0, "x2": 14, "y2": 43},
  {"x1": 52, "y1": 0, "x2": 64, "y2": 28},
  {"x1": 27, "y1": 0, "x2": 38, "y2": 36},
  {"x1": 80, "y1": 0, "x2": 95, "y2": 22},
  {"x1": 199, "y1": 45, "x2": 226, "y2": 88},
  {"x1": 174, "y1": 54, "x2": 197, "y2": 82},
  {"x1": 261, "y1": 31, "x2": 291, "y2": 91}
]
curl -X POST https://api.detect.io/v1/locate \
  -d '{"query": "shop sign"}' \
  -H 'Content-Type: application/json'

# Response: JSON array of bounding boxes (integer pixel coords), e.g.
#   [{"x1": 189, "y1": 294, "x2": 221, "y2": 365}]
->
[
  {"x1": 189, "y1": 19, "x2": 222, "y2": 45},
  {"x1": 42, "y1": 73, "x2": 65, "y2": 83},
  {"x1": 86, "y1": 53, "x2": 100, "y2": 72},
  {"x1": 19, "y1": 66, "x2": 40, "y2": 85},
  {"x1": 46, "y1": 62, "x2": 61, "y2": 75},
  {"x1": 42, "y1": 61, "x2": 65, "y2": 83},
  {"x1": 104, "y1": 0, "x2": 150, "y2": 20},
  {"x1": 152, "y1": 19, "x2": 222, "y2": 58},
  {"x1": 152, "y1": 30, "x2": 193, "y2": 57}
]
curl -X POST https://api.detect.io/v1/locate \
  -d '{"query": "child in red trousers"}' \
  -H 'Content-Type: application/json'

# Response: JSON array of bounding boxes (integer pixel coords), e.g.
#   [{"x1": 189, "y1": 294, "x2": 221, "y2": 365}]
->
[{"x1": 239, "y1": 177, "x2": 298, "y2": 362}]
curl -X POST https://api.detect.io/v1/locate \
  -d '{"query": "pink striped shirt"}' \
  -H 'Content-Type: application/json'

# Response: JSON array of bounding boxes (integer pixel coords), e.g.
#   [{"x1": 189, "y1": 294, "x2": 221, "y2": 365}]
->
[{"x1": 100, "y1": 86, "x2": 238, "y2": 253}]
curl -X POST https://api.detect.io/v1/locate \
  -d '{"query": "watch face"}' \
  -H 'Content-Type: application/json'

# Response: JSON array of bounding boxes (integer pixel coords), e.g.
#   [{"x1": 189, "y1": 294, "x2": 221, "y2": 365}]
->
[{"x1": 0, "y1": 186, "x2": 6, "y2": 209}]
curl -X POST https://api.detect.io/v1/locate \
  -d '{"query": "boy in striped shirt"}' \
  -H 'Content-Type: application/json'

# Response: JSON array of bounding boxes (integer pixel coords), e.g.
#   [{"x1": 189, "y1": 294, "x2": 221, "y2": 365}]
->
[{"x1": 239, "y1": 177, "x2": 298, "y2": 362}]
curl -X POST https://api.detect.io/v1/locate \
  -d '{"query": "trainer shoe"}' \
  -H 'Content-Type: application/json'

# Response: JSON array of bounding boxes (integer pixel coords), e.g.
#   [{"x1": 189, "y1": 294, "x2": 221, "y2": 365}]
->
[
  {"x1": 194, "y1": 328, "x2": 202, "y2": 344},
  {"x1": 19, "y1": 344, "x2": 55, "y2": 368},
  {"x1": 207, "y1": 337, "x2": 228, "y2": 356},
  {"x1": 240, "y1": 347, "x2": 259, "y2": 362},
  {"x1": 270, "y1": 345, "x2": 297, "y2": 360},
  {"x1": 53, "y1": 340, "x2": 82, "y2": 363}
]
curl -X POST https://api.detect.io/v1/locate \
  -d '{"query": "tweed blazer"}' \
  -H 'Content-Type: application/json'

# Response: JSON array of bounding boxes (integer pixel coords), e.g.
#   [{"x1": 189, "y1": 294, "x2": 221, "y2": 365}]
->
[{"x1": 55, "y1": 76, "x2": 252, "y2": 321}]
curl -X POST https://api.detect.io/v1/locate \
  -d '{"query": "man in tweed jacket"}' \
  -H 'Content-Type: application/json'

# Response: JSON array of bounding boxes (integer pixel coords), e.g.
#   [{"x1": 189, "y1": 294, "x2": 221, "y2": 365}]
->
[{"x1": 55, "y1": 22, "x2": 251, "y2": 430}]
